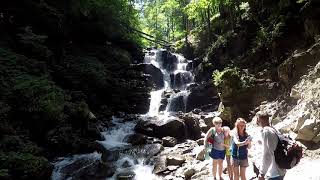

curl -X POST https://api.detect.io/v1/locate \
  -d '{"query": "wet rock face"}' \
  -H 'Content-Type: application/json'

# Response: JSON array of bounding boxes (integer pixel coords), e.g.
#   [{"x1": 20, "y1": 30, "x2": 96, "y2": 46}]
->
[
  {"x1": 124, "y1": 133, "x2": 148, "y2": 145},
  {"x1": 59, "y1": 158, "x2": 115, "y2": 180},
  {"x1": 136, "y1": 113, "x2": 202, "y2": 140},
  {"x1": 179, "y1": 113, "x2": 202, "y2": 140},
  {"x1": 167, "y1": 95, "x2": 186, "y2": 112},
  {"x1": 131, "y1": 63, "x2": 164, "y2": 89},
  {"x1": 117, "y1": 171, "x2": 136, "y2": 180},
  {"x1": 186, "y1": 82, "x2": 219, "y2": 112},
  {"x1": 170, "y1": 72, "x2": 193, "y2": 89},
  {"x1": 135, "y1": 118, "x2": 187, "y2": 140},
  {"x1": 159, "y1": 50, "x2": 178, "y2": 72}
]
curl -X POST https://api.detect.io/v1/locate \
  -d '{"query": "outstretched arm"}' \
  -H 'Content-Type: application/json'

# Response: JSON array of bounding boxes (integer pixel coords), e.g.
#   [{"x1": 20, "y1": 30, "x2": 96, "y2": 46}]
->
[{"x1": 232, "y1": 133, "x2": 248, "y2": 147}]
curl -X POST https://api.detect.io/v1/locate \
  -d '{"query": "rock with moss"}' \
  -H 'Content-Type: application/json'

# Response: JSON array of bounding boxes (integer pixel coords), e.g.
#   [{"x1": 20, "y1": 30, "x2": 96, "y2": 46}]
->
[
  {"x1": 212, "y1": 67, "x2": 279, "y2": 122},
  {"x1": 212, "y1": 67, "x2": 255, "y2": 100},
  {"x1": 0, "y1": 136, "x2": 43, "y2": 156},
  {"x1": 174, "y1": 39, "x2": 194, "y2": 60},
  {"x1": 0, "y1": 152, "x2": 53, "y2": 180},
  {"x1": 12, "y1": 75, "x2": 65, "y2": 138}
]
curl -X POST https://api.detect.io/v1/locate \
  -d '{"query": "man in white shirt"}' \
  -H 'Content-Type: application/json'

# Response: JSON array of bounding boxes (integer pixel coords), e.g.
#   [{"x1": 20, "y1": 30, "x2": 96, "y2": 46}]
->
[{"x1": 256, "y1": 112, "x2": 286, "y2": 180}]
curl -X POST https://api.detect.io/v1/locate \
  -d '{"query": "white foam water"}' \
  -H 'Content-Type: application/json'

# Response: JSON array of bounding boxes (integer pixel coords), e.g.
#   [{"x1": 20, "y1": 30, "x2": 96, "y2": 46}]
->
[{"x1": 98, "y1": 116, "x2": 136, "y2": 150}]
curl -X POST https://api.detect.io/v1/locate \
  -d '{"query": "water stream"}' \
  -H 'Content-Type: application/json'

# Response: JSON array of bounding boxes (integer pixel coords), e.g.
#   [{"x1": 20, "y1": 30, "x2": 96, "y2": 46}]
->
[{"x1": 51, "y1": 49, "x2": 195, "y2": 180}]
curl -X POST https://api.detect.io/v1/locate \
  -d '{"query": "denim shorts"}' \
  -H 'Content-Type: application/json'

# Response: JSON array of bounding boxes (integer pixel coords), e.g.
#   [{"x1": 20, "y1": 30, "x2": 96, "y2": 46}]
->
[
  {"x1": 268, "y1": 176, "x2": 284, "y2": 180},
  {"x1": 209, "y1": 148, "x2": 226, "y2": 160},
  {"x1": 232, "y1": 157, "x2": 249, "y2": 167}
]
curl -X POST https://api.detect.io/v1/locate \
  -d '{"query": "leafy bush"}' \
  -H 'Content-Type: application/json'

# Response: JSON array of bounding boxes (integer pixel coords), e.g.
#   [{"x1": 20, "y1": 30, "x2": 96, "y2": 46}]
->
[
  {"x1": 0, "y1": 151, "x2": 52, "y2": 179},
  {"x1": 212, "y1": 67, "x2": 255, "y2": 97},
  {"x1": 12, "y1": 75, "x2": 64, "y2": 135}
]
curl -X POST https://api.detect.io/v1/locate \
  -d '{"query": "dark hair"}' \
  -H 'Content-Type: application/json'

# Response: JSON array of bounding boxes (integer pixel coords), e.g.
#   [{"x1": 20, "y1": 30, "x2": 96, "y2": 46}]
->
[{"x1": 256, "y1": 111, "x2": 270, "y2": 121}]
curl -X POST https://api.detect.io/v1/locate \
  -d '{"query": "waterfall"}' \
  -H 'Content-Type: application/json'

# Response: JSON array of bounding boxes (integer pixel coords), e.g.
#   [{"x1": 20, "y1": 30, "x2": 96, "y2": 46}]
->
[
  {"x1": 144, "y1": 50, "x2": 194, "y2": 118},
  {"x1": 51, "y1": 49, "x2": 194, "y2": 180}
]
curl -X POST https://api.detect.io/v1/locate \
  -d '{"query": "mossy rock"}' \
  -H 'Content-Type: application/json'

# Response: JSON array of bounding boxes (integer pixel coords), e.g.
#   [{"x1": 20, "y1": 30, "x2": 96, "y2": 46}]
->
[
  {"x1": 0, "y1": 135, "x2": 43, "y2": 155},
  {"x1": 212, "y1": 67, "x2": 255, "y2": 100},
  {"x1": 0, "y1": 151, "x2": 53, "y2": 180},
  {"x1": 12, "y1": 75, "x2": 65, "y2": 137},
  {"x1": 64, "y1": 101, "x2": 91, "y2": 129}
]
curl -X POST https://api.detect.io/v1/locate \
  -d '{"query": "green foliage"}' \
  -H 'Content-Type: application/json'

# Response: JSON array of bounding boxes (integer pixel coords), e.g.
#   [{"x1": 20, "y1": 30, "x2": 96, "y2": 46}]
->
[
  {"x1": 13, "y1": 75, "x2": 65, "y2": 128},
  {"x1": 0, "y1": 151, "x2": 51, "y2": 179},
  {"x1": 254, "y1": 26, "x2": 270, "y2": 48},
  {"x1": 0, "y1": 136, "x2": 43, "y2": 155},
  {"x1": 139, "y1": 0, "x2": 188, "y2": 45},
  {"x1": 71, "y1": 0, "x2": 143, "y2": 46},
  {"x1": 0, "y1": 169, "x2": 9, "y2": 178},
  {"x1": 59, "y1": 56, "x2": 109, "y2": 92},
  {"x1": 296, "y1": 0, "x2": 307, "y2": 3},
  {"x1": 212, "y1": 67, "x2": 255, "y2": 97},
  {"x1": 212, "y1": 67, "x2": 241, "y2": 87},
  {"x1": 65, "y1": 101, "x2": 90, "y2": 129},
  {"x1": 0, "y1": 47, "x2": 65, "y2": 134}
]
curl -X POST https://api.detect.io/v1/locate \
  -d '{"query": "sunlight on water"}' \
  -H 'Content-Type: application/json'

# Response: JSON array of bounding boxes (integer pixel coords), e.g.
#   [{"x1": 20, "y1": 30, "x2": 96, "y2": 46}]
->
[
  {"x1": 148, "y1": 89, "x2": 165, "y2": 116},
  {"x1": 133, "y1": 163, "x2": 161, "y2": 180},
  {"x1": 98, "y1": 117, "x2": 135, "y2": 150}
]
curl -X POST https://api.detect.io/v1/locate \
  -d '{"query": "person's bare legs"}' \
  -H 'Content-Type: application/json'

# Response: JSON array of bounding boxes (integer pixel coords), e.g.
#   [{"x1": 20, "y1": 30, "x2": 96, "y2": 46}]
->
[
  {"x1": 240, "y1": 167, "x2": 247, "y2": 180},
  {"x1": 213, "y1": 159, "x2": 218, "y2": 179},
  {"x1": 218, "y1": 159, "x2": 224, "y2": 179},
  {"x1": 226, "y1": 156, "x2": 233, "y2": 180},
  {"x1": 233, "y1": 166, "x2": 240, "y2": 180}
]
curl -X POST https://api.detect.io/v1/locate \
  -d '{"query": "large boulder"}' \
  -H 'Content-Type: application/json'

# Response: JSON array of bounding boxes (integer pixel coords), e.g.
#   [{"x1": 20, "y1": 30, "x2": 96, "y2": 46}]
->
[
  {"x1": 124, "y1": 133, "x2": 147, "y2": 145},
  {"x1": 186, "y1": 83, "x2": 219, "y2": 112},
  {"x1": 152, "y1": 156, "x2": 167, "y2": 175},
  {"x1": 135, "y1": 118, "x2": 187, "y2": 140},
  {"x1": 131, "y1": 63, "x2": 164, "y2": 89},
  {"x1": 166, "y1": 155, "x2": 186, "y2": 166},
  {"x1": 296, "y1": 118, "x2": 319, "y2": 142},
  {"x1": 121, "y1": 144, "x2": 164, "y2": 159},
  {"x1": 159, "y1": 50, "x2": 178, "y2": 72},
  {"x1": 213, "y1": 67, "x2": 279, "y2": 123},
  {"x1": 58, "y1": 156, "x2": 115, "y2": 179},
  {"x1": 170, "y1": 71, "x2": 193, "y2": 89},
  {"x1": 275, "y1": 59, "x2": 320, "y2": 143},
  {"x1": 167, "y1": 93, "x2": 187, "y2": 112},
  {"x1": 179, "y1": 113, "x2": 202, "y2": 140},
  {"x1": 278, "y1": 40, "x2": 320, "y2": 88},
  {"x1": 162, "y1": 136, "x2": 177, "y2": 147}
]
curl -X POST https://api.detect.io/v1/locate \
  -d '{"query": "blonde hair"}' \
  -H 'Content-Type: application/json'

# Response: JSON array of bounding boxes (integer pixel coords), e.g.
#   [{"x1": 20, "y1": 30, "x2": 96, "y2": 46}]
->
[
  {"x1": 212, "y1": 117, "x2": 223, "y2": 124},
  {"x1": 234, "y1": 118, "x2": 248, "y2": 136}
]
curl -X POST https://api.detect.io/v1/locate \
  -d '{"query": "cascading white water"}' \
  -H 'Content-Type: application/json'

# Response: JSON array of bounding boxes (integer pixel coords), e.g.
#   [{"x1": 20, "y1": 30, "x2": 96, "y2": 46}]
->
[
  {"x1": 98, "y1": 116, "x2": 136, "y2": 150},
  {"x1": 144, "y1": 49, "x2": 171, "y2": 117},
  {"x1": 52, "y1": 49, "x2": 194, "y2": 180},
  {"x1": 144, "y1": 50, "x2": 195, "y2": 120},
  {"x1": 52, "y1": 116, "x2": 161, "y2": 180},
  {"x1": 164, "y1": 53, "x2": 194, "y2": 114}
]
